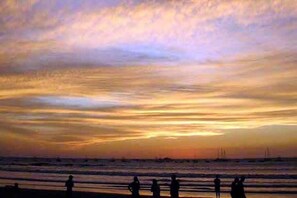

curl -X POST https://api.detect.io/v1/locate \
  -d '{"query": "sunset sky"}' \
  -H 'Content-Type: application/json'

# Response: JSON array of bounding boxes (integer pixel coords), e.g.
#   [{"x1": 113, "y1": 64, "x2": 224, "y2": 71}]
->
[{"x1": 0, "y1": 0, "x2": 296, "y2": 158}]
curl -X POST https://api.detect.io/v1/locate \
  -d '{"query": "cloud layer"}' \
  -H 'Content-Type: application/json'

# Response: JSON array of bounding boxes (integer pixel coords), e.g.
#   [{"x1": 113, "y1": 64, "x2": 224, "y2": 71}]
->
[{"x1": 0, "y1": 0, "x2": 296, "y2": 157}]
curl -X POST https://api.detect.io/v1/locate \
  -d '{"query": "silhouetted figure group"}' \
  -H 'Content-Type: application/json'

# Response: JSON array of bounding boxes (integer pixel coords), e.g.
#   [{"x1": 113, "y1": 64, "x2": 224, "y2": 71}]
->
[
  {"x1": 231, "y1": 176, "x2": 246, "y2": 198},
  {"x1": 128, "y1": 174, "x2": 180, "y2": 198},
  {"x1": 214, "y1": 175, "x2": 246, "y2": 198},
  {"x1": 61, "y1": 174, "x2": 246, "y2": 198}
]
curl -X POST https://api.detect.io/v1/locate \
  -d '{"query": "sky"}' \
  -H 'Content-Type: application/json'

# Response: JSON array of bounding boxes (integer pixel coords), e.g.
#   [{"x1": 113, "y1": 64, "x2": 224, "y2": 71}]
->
[{"x1": 0, "y1": 0, "x2": 296, "y2": 158}]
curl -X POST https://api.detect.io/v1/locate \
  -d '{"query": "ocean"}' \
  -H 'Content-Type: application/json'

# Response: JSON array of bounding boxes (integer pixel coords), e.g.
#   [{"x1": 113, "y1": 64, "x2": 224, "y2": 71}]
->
[{"x1": 0, "y1": 157, "x2": 296, "y2": 198}]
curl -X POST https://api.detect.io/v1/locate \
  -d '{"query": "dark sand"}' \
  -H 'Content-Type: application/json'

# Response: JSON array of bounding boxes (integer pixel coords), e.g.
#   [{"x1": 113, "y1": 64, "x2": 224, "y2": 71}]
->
[
  {"x1": 1, "y1": 187, "x2": 297, "y2": 198},
  {"x1": 0, "y1": 187, "x2": 126, "y2": 198},
  {"x1": 0, "y1": 187, "x2": 187, "y2": 198}
]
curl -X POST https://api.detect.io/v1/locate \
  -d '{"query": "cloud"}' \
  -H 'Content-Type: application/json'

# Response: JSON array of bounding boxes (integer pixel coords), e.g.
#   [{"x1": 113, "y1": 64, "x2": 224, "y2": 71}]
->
[
  {"x1": 32, "y1": 96, "x2": 128, "y2": 109},
  {"x1": 0, "y1": 0, "x2": 296, "y2": 157},
  {"x1": 0, "y1": 0, "x2": 296, "y2": 72},
  {"x1": 0, "y1": 49, "x2": 296, "y2": 149}
]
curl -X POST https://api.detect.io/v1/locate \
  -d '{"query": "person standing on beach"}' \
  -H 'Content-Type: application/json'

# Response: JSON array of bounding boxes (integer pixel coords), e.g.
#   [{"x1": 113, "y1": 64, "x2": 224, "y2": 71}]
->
[
  {"x1": 151, "y1": 179, "x2": 161, "y2": 198},
  {"x1": 65, "y1": 175, "x2": 74, "y2": 198},
  {"x1": 238, "y1": 176, "x2": 246, "y2": 198},
  {"x1": 13, "y1": 183, "x2": 20, "y2": 198},
  {"x1": 151, "y1": 179, "x2": 160, "y2": 198},
  {"x1": 214, "y1": 175, "x2": 221, "y2": 198},
  {"x1": 230, "y1": 177, "x2": 239, "y2": 198},
  {"x1": 128, "y1": 176, "x2": 140, "y2": 198},
  {"x1": 170, "y1": 174, "x2": 180, "y2": 198}
]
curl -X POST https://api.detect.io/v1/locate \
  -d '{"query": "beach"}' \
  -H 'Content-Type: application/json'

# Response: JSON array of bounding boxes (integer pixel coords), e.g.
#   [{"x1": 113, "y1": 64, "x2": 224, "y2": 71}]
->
[
  {"x1": 0, "y1": 157, "x2": 296, "y2": 198},
  {"x1": 0, "y1": 188, "x2": 136, "y2": 198},
  {"x1": 1, "y1": 187, "x2": 297, "y2": 198}
]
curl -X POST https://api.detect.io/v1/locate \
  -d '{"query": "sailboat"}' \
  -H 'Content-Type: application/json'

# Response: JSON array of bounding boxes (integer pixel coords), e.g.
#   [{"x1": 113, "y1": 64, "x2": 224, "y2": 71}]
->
[
  {"x1": 264, "y1": 147, "x2": 272, "y2": 161},
  {"x1": 214, "y1": 148, "x2": 229, "y2": 162}
]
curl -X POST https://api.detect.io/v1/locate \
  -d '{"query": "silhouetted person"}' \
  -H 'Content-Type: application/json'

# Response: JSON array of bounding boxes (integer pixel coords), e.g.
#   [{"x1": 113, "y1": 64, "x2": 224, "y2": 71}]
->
[
  {"x1": 13, "y1": 183, "x2": 20, "y2": 198},
  {"x1": 128, "y1": 176, "x2": 140, "y2": 198},
  {"x1": 5, "y1": 183, "x2": 20, "y2": 198},
  {"x1": 13, "y1": 183, "x2": 19, "y2": 189},
  {"x1": 230, "y1": 177, "x2": 239, "y2": 198},
  {"x1": 214, "y1": 175, "x2": 221, "y2": 198},
  {"x1": 65, "y1": 175, "x2": 74, "y2": 198},
  {"x1": 238, "y1": 176, "x2": 246, "y2": 198},
  {"x1": 170, "y1": 174, "x2": 180, "y2": 198},
  {"x1": 151, "y1": 179, "x2": 160, "y2": 198}
]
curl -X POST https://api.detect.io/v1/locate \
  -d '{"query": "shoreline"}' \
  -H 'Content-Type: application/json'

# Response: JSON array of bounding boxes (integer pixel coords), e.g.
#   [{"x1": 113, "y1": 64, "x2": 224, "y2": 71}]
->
[{"x1": 1, "y1": 156, "x2": 296, "y2": 161}]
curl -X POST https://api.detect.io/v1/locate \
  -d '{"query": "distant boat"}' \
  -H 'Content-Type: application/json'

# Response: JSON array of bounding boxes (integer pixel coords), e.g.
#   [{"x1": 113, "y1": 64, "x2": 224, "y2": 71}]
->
[
  {"x1": 56, "y1": 157, "x2": 61, "y2": 162},
  {"x1": 264, "y1": 147, "x2": 272, "y2": 161},
  {"x1": 214, "y1": 148, "x2": 229, "y2": 162}
]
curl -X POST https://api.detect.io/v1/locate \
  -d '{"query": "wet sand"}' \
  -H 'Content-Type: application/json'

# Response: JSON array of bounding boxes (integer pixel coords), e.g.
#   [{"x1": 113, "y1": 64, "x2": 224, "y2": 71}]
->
[
  {"x1": 1, "y1": 187, "x2": 297, "y2": 198},
  {"x1": 0, "y1": 187, "x2": 199, "y2": 198},
  {"x1": 0, "y1": 187, "x2": 132, "y2": 198}
]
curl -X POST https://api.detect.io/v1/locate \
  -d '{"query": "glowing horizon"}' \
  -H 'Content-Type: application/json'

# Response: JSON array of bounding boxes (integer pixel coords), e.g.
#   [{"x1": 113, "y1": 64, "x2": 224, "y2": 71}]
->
[{"x1": 0, "y1": 0, "x2": 296, "y2": 158}]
